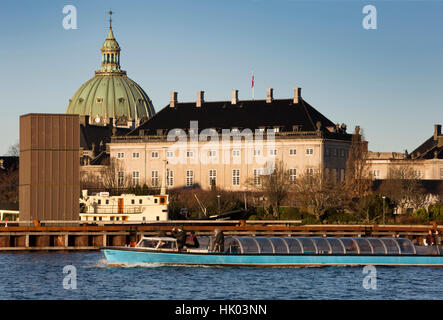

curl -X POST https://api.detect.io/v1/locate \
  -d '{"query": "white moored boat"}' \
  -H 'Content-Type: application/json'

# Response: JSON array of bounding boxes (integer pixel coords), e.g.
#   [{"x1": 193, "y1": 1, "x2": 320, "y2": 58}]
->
[{"x1": 79, "y1": 190, "x2": 169, "y2": 223}]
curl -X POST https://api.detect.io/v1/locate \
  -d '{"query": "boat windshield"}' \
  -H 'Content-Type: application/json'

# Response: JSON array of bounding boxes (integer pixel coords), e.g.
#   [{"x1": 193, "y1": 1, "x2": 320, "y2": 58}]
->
[{"x1": 137, "y1": 238, "x2": 176, "y2": 249}]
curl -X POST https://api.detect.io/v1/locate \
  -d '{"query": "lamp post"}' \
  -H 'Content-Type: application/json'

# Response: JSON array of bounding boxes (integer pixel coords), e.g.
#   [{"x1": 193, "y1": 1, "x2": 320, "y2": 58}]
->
[
  {"x1": 217, "y1": 195, "x2": 221, "y2": 215},
  {"x1": 382, "y1": 196, "x2": 386, "y2": 225}
]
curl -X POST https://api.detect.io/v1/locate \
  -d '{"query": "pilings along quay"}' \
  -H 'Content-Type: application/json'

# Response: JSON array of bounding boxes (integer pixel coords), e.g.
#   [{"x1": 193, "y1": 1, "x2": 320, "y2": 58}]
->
[{"x1": 0, "y1": 221, "x2": 440, "y2": 251}]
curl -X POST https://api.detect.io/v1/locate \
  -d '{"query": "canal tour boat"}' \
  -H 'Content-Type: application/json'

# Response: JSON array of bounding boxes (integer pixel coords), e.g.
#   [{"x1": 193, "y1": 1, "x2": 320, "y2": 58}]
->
[{"x1": 101, "y1": 236, "x2": 443, "y2": 267}]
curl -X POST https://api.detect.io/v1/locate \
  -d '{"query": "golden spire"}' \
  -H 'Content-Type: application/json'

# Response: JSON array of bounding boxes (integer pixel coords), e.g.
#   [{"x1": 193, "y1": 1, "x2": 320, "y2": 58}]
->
[{"x1": 109, "y1": 10, "x2": 113, "y2": 29}]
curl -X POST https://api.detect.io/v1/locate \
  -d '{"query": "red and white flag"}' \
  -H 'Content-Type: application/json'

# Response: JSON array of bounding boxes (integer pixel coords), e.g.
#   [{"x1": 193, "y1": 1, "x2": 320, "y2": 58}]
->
[{"x1": 251, "y1": 72, "x2": 254, "y2": 88}]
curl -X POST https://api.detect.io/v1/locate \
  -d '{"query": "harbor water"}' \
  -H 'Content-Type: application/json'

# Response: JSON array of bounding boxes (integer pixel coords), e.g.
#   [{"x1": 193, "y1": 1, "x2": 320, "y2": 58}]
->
[{"x1": 0, "y1": 252, "x2": 442, "y2": 300}]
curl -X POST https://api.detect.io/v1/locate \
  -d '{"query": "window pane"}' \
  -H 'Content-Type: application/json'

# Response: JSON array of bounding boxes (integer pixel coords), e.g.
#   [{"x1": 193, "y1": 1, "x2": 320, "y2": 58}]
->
[
  {"x1": 380, "y1": 238, "x2": 400, "y2": 255},
  {"x1": 395, "y1": 238, "x2": 415, "y2": 255},
  {"x1": 238, "y1": 237, "x2": 259, "y2": 253},
  {"x1": 327, "y1": 238, "x2": 345, "y2": 254},
  {"x1": 353, "y1": 238, "x2": 373, "y2": 254},
  {"x1": 255, "y1": 237, "x2": 274, "y2": 254},
  {"x1": 282, "y1": 238, "x2": 302, "y2": 254},
  {"x1": 340, "y1": 238, "x2": 358, "y2": 254},
  {"x1": 312, "y1": 238, "x2": 331, "y2": 254},
  {"x1": 367, "y1": 238, "x2": 386, "y2": 254},
  {"x1": 270, "y1": 238, "x2": 289, "y2": 254},
  {"x1": 297, "y1": 238, "x2": 316, "y2": 254}
]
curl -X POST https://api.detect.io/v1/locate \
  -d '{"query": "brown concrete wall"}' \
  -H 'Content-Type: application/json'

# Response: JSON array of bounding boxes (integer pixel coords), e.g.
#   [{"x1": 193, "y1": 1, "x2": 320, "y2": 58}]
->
[{"x1": 19, "y1": 114, "x2": 80, "y2": 221}]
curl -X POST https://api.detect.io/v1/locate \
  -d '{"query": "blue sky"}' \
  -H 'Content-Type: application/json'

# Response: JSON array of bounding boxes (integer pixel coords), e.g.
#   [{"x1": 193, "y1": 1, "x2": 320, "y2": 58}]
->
[{"x1": 0, "y1": 0, "x2": 442, "y2": 155}]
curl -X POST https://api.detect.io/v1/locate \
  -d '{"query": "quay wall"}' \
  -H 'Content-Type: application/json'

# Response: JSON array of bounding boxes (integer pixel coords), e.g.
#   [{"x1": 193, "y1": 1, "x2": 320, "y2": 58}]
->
[{"x1": 0, "y1": 222, "x2": 440, "y2": 251}]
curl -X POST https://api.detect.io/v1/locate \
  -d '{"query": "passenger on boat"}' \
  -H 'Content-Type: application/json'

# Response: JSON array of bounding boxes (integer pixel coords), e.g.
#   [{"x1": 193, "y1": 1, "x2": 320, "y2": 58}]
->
[
  {"x1": 212, "y1": 229, "x2": 224, "y2": 253},
  {"x1": 172, "y1": 226, "x2": 187, "y2": 250},
  {"x1": 186, "y1": 231, "x2": 199, "y2": 248},
  {"x1": 425, "y1": 230, "x2": 435, "y2": 246},
  {"x1": 436, "y1": 231, "x2": 442, "y2": 247}
]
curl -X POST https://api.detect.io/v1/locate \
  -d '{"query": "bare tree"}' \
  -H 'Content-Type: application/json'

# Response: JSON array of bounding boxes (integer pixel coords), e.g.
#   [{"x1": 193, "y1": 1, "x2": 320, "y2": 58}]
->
[
  {"x1": 6, "y1": 142, "x2": 19, "y2": 157},
  {"x1": 294, "y1": 169, "x2": 345, "y2": 221},
  {"x1": 0, "y1": 167, "x2": 18, "y2": 203},
  {"x1": 380, "y1": 165, "x2": 426, "y2": 213},
  {"x1": 80, "y1": 158, "x2": 130, "y2": 194},
  {"x1": 345, "y1": 126, "x2": 372, "y2": 199},
  {"x1": 247, "y1": 160, "x2": 293, "y2": 219}
]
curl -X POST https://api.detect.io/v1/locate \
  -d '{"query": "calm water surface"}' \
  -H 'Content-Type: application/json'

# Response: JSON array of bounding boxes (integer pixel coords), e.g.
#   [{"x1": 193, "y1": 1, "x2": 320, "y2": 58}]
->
[{"x1": 0, "y1": 252, "x2": 441, "y2": 300}]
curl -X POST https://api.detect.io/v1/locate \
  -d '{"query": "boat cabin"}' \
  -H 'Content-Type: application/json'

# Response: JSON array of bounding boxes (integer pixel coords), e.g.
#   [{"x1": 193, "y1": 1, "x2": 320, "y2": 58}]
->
[{"x1": 221, "y1": 236, "x2": 442, "y2": 255}]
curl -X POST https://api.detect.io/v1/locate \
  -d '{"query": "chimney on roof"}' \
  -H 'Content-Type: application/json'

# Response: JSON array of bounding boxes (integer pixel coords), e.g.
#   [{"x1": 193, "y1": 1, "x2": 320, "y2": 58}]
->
[
  {"x1": 293, "y1": 88, "x2": 301, "y2": 104},
  {"x1": 170, "y1": 91, "x2": 178, "y2": 108},
  {"x1": 266, "y1": 88, "x2": 273, "y2": 103},
  {"x1": 434, "y1": 124, "x2": 441, "y2": 141},
  {"x1": 196, "y1": 91, "x2": 204, "y2": 107},
  {"x1": 231, "y1": 90, "x2": 239, "y2": 105}
]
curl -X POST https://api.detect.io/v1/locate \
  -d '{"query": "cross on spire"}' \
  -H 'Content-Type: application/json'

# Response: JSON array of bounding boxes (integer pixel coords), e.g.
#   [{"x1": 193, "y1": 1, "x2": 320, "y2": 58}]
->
[{"x1": 109, "y1": 10, "x2": 113, "y2": 29}]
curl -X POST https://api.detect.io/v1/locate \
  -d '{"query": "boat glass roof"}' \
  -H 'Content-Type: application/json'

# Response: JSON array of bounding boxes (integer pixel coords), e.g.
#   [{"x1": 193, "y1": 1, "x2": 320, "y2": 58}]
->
[{"x1": 226, "y1": 237, "x2": 416, "y2": 255}]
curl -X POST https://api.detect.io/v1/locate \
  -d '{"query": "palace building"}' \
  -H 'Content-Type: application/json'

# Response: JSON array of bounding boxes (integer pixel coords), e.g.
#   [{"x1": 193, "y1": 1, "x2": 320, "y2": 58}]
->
[
  {"x1": 106, "y1": 88, "x2": 354, "y2": 191},
  {"x1": 368, "y1": 124, "x2": 443, "y2": 181}
]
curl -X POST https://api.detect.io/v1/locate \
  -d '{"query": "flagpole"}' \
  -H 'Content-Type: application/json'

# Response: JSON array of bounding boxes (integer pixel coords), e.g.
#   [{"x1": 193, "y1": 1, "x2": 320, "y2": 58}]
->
[{"x1": 251, "y1": 71, "x2": 254, "y2": 100}]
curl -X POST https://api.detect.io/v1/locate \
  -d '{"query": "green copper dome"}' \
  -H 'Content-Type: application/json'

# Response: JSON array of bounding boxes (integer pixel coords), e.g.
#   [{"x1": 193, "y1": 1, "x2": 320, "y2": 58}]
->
[{"x1": 66, "y1": 15, "x2": 155, "y2": 127}]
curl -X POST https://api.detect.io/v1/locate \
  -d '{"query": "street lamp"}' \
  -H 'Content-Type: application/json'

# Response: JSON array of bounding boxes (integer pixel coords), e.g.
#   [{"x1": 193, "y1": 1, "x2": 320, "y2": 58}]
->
[
  {"x1": 217, "y1": 195, "x2": 221, "y2": 214},
  {"x1": 382, "y1": 196, "x2": 386, "y2": 225}
]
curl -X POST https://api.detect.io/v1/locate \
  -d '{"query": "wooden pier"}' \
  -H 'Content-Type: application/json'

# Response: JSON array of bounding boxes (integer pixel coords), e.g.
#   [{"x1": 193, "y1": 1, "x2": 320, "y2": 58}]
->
[{"x1": 0, "y1": 220, "x2": 440, "y2": 251}]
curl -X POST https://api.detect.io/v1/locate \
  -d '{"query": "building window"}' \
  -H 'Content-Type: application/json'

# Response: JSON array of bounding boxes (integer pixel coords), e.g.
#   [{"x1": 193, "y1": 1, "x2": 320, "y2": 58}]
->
[
  {"x1": 373, "y1": 170, "x2": 380, "y2": 179},
  {"x1": 340, "y1": 149, "x2": 345, "y2": 157},
  {"x1": 332, "y1": 148, "x2": 337, "y2": 157},
  {"x1": 253, "y1": 169, "x2": 262, "y2": 186},
  {"x1": 151, "y1": 170, "x2": 159, "y2": 187},
  {"x1": 269, "y1": 149, "x2": 277, "y2": 156},
  {"x1": 440, "y1": 168, "x2": 443, "y2": 179},
  {"x1": 289, "y1": 168, "x2": 297, "y2": 182},
  {"x1": 151, "y1": 151, "x2": 159, "y2": 158},
  {"x1": 209, "y1": 169, "x2": 217, "y2": 187},
  {"x1": 187, "y1": 151, "x2": 194, "y2": 158},
  {"x1": 254, "y1": 149, "x2": 261, "y2": 157},
  {"x1": 117, "y1": 152, "x2": 125, "y2": 159},
  {"x1": 167, "y1": 151, "x2": 174, "y2": 158},
  {"x1": 186, "y1": 170, "x2": 194, "y2": 187},
  {"x1": 232, "y1": 169, "x2": 240, "y2": 186},
  {"x1": 306, "y1": 148, "x2": 314, "y2": 155},
  {"x1": 325, "y1": 148, "x2": 330, "y2": 157},
  {"x1": 167, "y1": 169, "x2": 174, "y2": 187},
  {"x1": 209, "y1": 150, "x2": 217, "y2": 157},
  {"x1": 117, "y1": 171, "x2": 125, "y2": 187},
  {"x1": 289, "y1": 149, "x2": 296, "y2": 156},
  {"x1": 340, "y1": 169, "x2": 345, "y2": 182},
  {"x1": 306, "y1": 168, "x2": 314, "y2": 175},
  {"x1": 414, "y1": 170, "x2": 422, "y2": 179},
  {"x1": 233, "y1": 149, "x2": 241, "y2": 157},
  {"x1": 132, "y1": 152, "x2": 140, "y2": 159},
  {"x1": 132, "y1": 171, "x2": 140, "y2": 186}
]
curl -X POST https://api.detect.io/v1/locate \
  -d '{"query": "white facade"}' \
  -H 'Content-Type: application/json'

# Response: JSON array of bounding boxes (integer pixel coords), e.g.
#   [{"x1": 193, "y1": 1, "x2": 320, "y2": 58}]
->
[{"x1": 107, "y1": 134, "x2": 351, "y2": 191}]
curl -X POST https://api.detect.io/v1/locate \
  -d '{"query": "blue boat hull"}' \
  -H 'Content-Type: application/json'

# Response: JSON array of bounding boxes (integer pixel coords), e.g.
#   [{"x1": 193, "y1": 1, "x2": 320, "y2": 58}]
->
[{"x1": 102, "y1": 248, "x2": 443, "y2": 267}]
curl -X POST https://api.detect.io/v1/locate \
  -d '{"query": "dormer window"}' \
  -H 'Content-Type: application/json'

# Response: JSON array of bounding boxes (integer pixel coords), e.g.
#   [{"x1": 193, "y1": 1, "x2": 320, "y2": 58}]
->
[
  {"x1": 78, "y1": 98, "x2": 84, "y2": 103},
  {"x1": 118, "y1": 97, "x2": 125, "y2": 103},
  {"x1": 96, "y1": 97, "x2": 103, "y2": 103}
]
